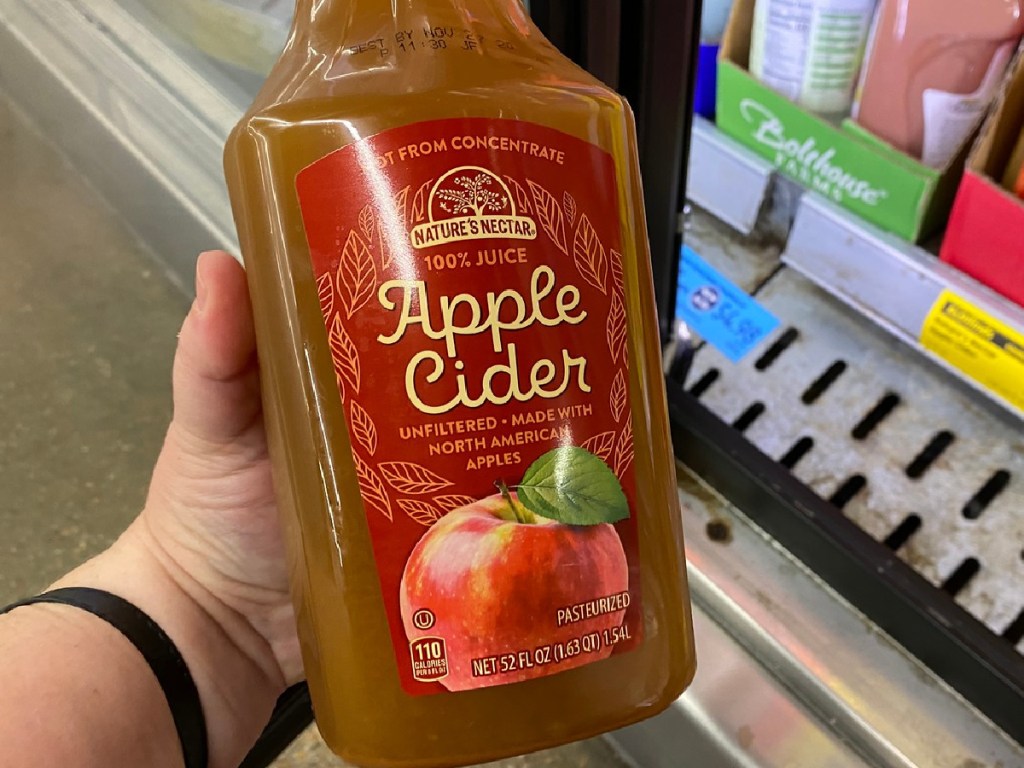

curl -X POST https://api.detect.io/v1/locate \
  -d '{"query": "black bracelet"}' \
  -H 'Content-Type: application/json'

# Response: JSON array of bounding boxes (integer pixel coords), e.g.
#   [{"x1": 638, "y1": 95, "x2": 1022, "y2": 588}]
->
[{"x1": 0, "y1": 587, "x2": 208, "y2": 768}]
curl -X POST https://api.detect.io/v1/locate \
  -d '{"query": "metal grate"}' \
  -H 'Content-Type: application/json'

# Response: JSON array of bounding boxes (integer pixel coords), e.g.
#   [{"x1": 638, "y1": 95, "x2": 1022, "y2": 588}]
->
[{"x1": 685, "y1": 269, "x2": 1024, "y2": 654}]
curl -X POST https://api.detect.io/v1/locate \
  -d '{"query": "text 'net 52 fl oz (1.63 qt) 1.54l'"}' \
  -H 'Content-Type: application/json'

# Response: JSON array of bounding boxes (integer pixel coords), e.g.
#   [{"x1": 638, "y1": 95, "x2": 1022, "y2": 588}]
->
[{"x1": 224, "y1": 2, "x2": 697, "y2": 766}]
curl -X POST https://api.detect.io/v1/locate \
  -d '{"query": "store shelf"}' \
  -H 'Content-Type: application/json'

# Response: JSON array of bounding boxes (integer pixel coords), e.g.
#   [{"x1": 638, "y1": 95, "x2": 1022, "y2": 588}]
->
[
  {"x1": 683, "y1": 120, "x2": 1024, "y2": 740},
  {"x1": 686, "y1": 264, "x2": 1024, "y2": 650},
  {"x1": 784, "y1": 194, "x2": 1024, "y2": 422},
  {"x1": 687, "y1": 119, "x2": 1024, "y2": 423},
  {"x1": 684, "y1": 120, "x2": 1024, "y2": 653}
]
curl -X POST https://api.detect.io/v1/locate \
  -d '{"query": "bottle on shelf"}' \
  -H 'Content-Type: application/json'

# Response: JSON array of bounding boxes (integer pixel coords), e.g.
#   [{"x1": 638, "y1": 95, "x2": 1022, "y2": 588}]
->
[
  {"x1": 696, "y1": 0, "x2": 736, "y2": 117},
  {"x1": 748, "y1": 0, "x2": 878, "y2": 116},
  {"x1": 854, "y1": 0, "x2": 1024, "y2": 169},
  {"x1": 224, "y1": 2, "x2": 697, "y2": 766}
]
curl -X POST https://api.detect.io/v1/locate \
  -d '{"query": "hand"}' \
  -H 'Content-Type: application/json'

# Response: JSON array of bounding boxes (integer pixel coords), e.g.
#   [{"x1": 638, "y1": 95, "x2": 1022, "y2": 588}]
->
[
  {"x1": 140, "y1": 250, "x2": 302, "y2": 686},
  {"x1": 9, "y1": 251, "x2": 303, "y2": 768}
]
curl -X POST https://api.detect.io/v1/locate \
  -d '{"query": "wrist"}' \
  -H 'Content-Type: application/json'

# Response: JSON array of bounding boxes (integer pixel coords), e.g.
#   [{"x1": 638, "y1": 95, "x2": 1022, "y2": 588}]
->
[
  {"x1": 0, "y1": 598, "x2": 183, "y2": 767},
  {"x1": 54, "y1": 521, "x2": 286, "y2": 768}
]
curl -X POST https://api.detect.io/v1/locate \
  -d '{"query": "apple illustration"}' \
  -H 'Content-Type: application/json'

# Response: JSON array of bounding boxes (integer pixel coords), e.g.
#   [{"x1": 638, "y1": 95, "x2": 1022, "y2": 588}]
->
[{"x1": 399, "y1": 446, "x2": 632, "y2": 691}]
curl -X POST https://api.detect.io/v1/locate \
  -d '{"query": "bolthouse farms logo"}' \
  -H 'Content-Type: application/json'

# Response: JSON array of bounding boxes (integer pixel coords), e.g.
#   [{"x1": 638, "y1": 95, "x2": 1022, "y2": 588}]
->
[
  {"x1": 410, "y1": 167, "x2": 538, "y2": 248},
  {"x1": 738, "y1": 99, "x2": 888, "y2": 207}
]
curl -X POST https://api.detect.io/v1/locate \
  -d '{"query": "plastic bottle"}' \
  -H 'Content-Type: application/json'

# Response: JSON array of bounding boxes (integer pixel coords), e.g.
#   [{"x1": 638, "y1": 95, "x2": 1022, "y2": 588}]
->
[
  {"x1": 854, "y1": 0, "x2": 1024, "y2": 168},
  {"x1": 696, "y1": 0, "x2": 736, "y2": 116},
  {"x1": 223, "y1": 1, "x2": 696, "y2": 765},
  {"x1": 749, "y1": 0, "x2": 878, "y2": 115}
]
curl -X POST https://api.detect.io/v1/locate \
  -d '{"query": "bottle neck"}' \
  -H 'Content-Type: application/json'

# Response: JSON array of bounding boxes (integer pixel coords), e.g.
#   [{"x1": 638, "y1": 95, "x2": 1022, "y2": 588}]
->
[{"x1": 294, "y1": 0, "x2": 532, "y2": 29}]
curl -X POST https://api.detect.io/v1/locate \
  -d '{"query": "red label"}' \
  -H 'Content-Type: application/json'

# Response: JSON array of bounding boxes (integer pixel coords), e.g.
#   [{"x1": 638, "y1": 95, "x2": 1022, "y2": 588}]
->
[{"x1": 297, "y1": 118, "x2": 642, "y2": 695}]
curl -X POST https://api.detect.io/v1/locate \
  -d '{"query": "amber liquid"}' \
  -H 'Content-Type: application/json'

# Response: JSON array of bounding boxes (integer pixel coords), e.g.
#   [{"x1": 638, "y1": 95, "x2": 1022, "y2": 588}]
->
[{"x1": 225, "y1": 2, "x2": 695, "y2": 765}]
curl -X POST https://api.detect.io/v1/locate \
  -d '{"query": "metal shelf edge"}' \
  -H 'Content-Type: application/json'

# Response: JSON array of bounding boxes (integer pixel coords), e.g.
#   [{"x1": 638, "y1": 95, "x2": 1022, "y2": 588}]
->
[
  {"x1": 687, "y1": 115, "x2": 774, "y2": 236},
  {"x1": 783, "y1": 194, "x2": 1024, "y2": 422}
]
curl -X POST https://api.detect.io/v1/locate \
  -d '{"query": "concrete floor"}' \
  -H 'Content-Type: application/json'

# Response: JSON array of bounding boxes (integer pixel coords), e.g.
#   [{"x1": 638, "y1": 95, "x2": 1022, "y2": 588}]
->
[
  {"x1": 0, "y1": 94, "x2": 627, "y2": 768},
  {"x1": 0, "y1": 95, "x2": 186, "y2": 604}
]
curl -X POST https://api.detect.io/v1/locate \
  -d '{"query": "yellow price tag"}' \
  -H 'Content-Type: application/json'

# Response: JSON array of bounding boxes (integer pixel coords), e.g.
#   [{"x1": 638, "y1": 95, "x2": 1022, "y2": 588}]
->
[{"x1": 920, "y1": 290, "x2": 1024, "y2": 412}]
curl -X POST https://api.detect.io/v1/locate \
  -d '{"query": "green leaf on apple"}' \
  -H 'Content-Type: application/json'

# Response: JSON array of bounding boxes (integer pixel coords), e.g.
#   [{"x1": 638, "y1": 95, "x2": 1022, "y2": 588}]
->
[{"x1": 516, "y1": 446, "x2": 629, "y2": 526}]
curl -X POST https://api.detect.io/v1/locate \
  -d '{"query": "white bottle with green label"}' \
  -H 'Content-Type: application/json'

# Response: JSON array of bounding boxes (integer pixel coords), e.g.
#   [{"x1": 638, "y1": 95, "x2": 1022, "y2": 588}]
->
[{"x1": 749, "y1": 0, "x2": 878, "y2": 115}]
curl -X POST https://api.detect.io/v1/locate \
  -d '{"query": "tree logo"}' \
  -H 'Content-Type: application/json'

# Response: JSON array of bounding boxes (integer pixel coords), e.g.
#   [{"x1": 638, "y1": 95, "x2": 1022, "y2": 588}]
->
[{"x1": 410, "y1": 166, "x2": 537, "y2": 249}]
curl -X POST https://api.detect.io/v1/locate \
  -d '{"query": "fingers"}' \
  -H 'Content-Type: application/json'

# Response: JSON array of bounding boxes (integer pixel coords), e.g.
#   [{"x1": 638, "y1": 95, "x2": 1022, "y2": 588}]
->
[{"x1": 171, "y1": 251, "x2": 262, "y2": 444}]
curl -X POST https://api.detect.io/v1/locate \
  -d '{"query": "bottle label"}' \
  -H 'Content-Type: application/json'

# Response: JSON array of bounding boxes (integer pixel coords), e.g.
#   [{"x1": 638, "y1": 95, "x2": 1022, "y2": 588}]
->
[
  {"x1": 297, "y1": 118, "x2": 643, "y2": 695},
  {"x1": 920, "y1": 43, "x2": 1014, "y2": 169}
]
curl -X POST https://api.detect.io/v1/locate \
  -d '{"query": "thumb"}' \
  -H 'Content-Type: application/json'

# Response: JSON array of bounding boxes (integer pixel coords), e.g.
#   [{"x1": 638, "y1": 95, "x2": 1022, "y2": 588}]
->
[{"x1": 171, "y1": 251, "x2": 261, "y2": 444}]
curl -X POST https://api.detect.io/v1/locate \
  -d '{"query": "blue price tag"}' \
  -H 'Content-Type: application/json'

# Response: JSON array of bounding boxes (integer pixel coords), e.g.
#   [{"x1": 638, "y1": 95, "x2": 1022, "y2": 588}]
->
[{"x1": 676, "y1": 246, "x2": 780, "y2": 363}]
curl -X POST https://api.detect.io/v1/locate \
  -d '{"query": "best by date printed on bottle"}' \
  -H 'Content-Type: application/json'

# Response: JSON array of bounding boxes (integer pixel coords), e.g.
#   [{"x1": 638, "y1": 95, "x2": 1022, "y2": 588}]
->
[{"x1": 344, "y1": 24, "x2": 560, "y2": 60}]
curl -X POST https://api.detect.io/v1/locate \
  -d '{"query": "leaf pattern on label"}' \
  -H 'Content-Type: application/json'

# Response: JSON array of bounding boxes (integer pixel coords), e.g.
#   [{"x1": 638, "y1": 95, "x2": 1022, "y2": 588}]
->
[
  {"x1": 353, "y1": 453, "x2": 392, "y2": 521},
  {"x1": 349, "y1": 401, "x2": 377, "y2": 456},
  {"x1": 607, "y1": 290, "x2": 627, "y2": 364},
  {"x1": 378, "y1": 184, "x2": 410, "y2": 271},
  {"x1": 358, "y1": 204, "x2": 376, "y2": 241},
  {"x1": 393, "y1": 184, "x2": 411, "y2": 225},
  {"x1": 504, "y1": 176, "x2": 533, "y2": 216},
  {"x1": 434, "y1": 494, "x2": 478, "y2": 513},
  {"x1": 411, "y1": 179, "x2": 433, "y2": 224},
  {"x1": 526, "y1": 180, "x2": 568, "y2": 255},
  {"x1": 610, "y1": 369, "x2": 627, "y2": 423},
  {"x1": 335, "y1": 373, "x2": 346, "y2": 404},
  {"x1": 338, "y1": 230, "x2": 376, "y2": 318},
  {"x1": 614, "y1": 418, "x2": 634, "y2": 479},
  {"x1": 580, "y1": 431, "x2": 617, "y2": 462},
  {"x1": 329, "y1": 315, "x2": 360, "y2": 395},
  {"x1": 376, "y1": 219, "x2": 392, "y2": 271},
  {"x1": 610, "y1": 249, "x2": 625, "y2": 294},
  {"x1": 379, "y1": 462, "x2": 454, "y2": 495},
  {"x1": 573, "y1": 214, "x2": 608, "y2": 294},
  {"x1": 398, "y1": 498, "x2": 443, "y2": 526},
  {"x1": 563, "y1": 191, "x2": 577, "y2": 224},
  {"x1": 316, "y1": 272, "x2": 335, "y2": 321}
]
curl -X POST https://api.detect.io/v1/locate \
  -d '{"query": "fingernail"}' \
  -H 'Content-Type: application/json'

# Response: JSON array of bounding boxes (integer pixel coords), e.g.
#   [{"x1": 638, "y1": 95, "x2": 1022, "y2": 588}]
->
[{"x1": 196, "y1": 252, "x2": 212, "y2": 313}]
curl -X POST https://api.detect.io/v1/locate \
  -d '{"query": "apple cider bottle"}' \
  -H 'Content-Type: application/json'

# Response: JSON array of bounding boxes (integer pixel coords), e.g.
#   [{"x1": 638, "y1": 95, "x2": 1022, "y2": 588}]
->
[{"x1": 224, "y1": 1, "x2": 696, "y2": 765}]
